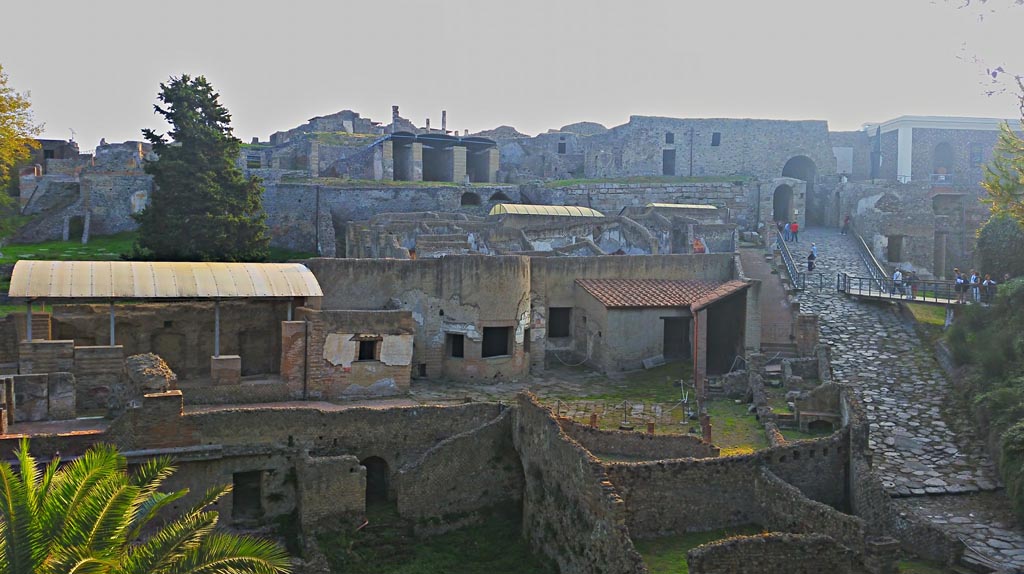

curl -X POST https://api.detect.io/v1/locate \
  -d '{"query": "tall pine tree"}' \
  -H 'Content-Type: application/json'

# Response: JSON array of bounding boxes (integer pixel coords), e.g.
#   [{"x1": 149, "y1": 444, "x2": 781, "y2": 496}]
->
[{"x1": 133, "y1": 75, "x2": 269, "y2": 261}]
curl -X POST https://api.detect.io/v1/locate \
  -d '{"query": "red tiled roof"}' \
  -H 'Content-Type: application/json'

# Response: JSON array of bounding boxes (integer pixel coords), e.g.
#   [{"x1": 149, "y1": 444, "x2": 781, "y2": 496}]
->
[{"x1": 575, "y1": 278, "x2": 748, "y2": 309}]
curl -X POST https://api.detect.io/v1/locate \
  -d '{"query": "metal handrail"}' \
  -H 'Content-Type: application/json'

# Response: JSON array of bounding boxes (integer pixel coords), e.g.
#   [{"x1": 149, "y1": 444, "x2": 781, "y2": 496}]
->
[
  {"x1": 849, "y1": 227, "x2": 888, "y2": 291},
  {"x1": 775, "y1": 231, "x2": 806, "y2": 290},
  {"x1": 836, "y1": 273, "x2": 966, "y2": 303}
]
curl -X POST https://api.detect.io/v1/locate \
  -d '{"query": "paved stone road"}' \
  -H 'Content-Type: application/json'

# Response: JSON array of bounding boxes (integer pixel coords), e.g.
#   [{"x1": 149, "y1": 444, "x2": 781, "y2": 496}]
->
[{"x1": 797, "y1": 227, "x2": 1024, "y2": 570}]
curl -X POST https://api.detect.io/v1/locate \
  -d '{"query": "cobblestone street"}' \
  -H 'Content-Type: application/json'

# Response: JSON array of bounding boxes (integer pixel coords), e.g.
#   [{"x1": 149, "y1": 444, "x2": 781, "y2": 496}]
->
[{"x1": 797, "y1": 227, "x2": 1024, "y2": 570}]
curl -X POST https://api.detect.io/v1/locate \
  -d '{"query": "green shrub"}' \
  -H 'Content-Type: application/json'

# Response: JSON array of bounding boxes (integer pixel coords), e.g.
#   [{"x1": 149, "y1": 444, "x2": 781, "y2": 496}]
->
[{"x1": 977, "y1": 215, "x2": 1024, "y2": 280}]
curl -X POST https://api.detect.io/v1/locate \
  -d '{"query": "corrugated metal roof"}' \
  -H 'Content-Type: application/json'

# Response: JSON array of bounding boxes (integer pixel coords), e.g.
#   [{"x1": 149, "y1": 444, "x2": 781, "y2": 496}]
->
[
  {"x1": 575, "y1": 278, "x2": 748, "y2": 309},
  {"x1": 646, "y1": 203, "x2": 718, "y2": 210},
  {"x1": 489, "y1": 204, "x2": 605, "y2": 217},
  {"x1": 8, "y1": 261, "x2": 323, "y2": 300}
]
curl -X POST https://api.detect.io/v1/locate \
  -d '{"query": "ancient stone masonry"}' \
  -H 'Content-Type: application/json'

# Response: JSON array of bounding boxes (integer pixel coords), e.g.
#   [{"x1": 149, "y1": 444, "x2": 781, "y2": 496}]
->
[
  {"x1": 686, "y1": 533, "x2": 859, "y2": 574},
  {"x1": 558, "y1": 417, "x2": 720, "y2": 459},
  {"x1": 512, "y1": 394, "x2": 647, "y2": 574}
]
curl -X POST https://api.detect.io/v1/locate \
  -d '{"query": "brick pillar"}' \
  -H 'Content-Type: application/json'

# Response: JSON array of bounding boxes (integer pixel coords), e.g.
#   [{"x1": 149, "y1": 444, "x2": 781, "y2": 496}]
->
[
  {"x1": 795, "y1": 313, "x2": 819, "y2": 357},
  {"x1": 411, "y1": 142, "x2": 423, "y2": 182},
  {"x1": 281, "y1": 321, "x2": 307, "y2": 391},
  {"x1": 451, "y1": 146, "x2": 467, "y2": 184}
]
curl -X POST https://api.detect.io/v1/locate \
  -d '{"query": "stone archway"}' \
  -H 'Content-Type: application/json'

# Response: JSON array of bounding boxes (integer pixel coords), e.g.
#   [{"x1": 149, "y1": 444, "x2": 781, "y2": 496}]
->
[
  {"x1": 772, "y1": 184, "x2": 794, "y2": 224},
  {"x1": 361, "y1": 456, "x2": 390, "y2": 503},
  {"x1": 461, "y1": 192, "x2": 481, "y2": 206},
  {"x1": 782, "y1": 156, "x2": 818, "y2": 224}
]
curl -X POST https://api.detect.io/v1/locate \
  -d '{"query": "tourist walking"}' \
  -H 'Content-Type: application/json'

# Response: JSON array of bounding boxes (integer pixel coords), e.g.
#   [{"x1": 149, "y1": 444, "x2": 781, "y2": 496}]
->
[
  {"x1": 790, "y1": 221, "x2": 799, "y2": 243},
  {"x1": 969, "y1": 269, "x2": 980, "y2": 303},
  {"x1": 811, "y1": 242, "x2": 818, "y2": 259},
  {"x1": 807, "y1": 253, "x2": 816, "y2": 272},
  {"x1": 841, "y1": 215, "x2": 851, "y2": 236},
  {"x1": 781, "y1": 221, "x2": 791, "y2": 242},
  {"x1": 954, "y1": 268, "x2": 966, "y2": 304},
  {"x1": 907, "y1": 270, "x2": 918, "y2": 300},
  {"x1": 891, "y1": 268, "x2": 903, "y2": 296}
]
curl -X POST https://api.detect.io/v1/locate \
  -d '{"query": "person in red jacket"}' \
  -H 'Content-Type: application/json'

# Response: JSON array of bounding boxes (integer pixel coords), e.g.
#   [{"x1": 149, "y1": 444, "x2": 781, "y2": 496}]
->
[{"x1": 790, "y1": 221, "x2": 799, "y2": 243}]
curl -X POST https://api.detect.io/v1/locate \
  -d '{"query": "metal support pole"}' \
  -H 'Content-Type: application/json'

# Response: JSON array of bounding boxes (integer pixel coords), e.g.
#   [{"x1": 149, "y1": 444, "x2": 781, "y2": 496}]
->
[
  {"x1": 25, "y1": 301, "x2": 32, "y2": 341},
  {"x1": 109, "y1": 301, "x2": 116, "y2": 345},
  {"x1": 287, "y1": 300, "x2": 293, "y2": 321},
  {"x1": 214, "y1": 300, "x2": 221, "y2": 358}
]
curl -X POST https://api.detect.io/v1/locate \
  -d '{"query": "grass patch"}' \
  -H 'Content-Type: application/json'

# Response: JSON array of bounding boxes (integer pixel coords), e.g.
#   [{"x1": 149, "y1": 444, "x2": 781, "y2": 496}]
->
[
  {"x1": 779, "y1": 427, "x2": 835, "y2": 441},
  {"x1": 634, "y1": 525, "x2": 763, "y2": 574},
  {"x1": 561, "y1": 362, "x2": 693, "y2": 404},
  {"x1": 1, "y1": 232, "x2": 136, "y2": 264},
  {"x1": 317, "y1": 503, "x2": 554, "y2": 574},
  {"x1": 906, "y1": 303, "x2": 946, "y2": 326},
  {"x1": 705, "y1": 399, "x2": 768, "y2": 455},
  {"x1": 545, "y1": 175, "x2": 752, "y2": 188}
]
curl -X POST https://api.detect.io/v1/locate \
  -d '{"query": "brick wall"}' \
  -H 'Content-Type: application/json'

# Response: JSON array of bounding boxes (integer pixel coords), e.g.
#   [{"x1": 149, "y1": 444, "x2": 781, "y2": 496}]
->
[
  {"x1": 72, "y1": 345, "x2": 125, "y2": 412},
  {"x1": 297, "y1": 453, "x2": 365, "y2": 527},
  {"x1": 755, "y1": 467, "x2": 865, "y2": 553},
  {"x1": 18, "y1": 340, "x2": 74, "y2": 374}
]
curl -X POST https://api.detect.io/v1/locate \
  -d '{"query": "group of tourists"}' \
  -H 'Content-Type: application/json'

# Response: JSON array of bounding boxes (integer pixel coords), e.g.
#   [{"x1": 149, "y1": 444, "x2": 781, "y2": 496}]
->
[
  {"x1": 889, "y1": 268, "x2": 920, "y2": 299},
  {"x1": 952, "y1": 268, "x2": 1006, "y2": 304},
  {"x1": 775, "y1": 220, "x2": 800, "y2": 242}
]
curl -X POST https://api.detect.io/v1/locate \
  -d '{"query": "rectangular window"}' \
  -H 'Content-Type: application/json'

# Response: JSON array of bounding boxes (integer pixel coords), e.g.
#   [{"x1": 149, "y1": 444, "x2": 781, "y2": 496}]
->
[
  {"x1": 43, "y1": 149, "x2": 55, "y2": 159},
  {"x1": 662, "y1": 149, "x2": 676, "y2": 176},
  {"x1": 548, "y1": 307, "x2": 572, "y2": 338},
  {"x1": 358, "y1": 340, "x2": 378, "y2": 361},
  {"x1": 448, "y1": 333, "x2": 465, "y2": 358},
  {"x1": 711, "y1": 132, "x2": 721, "y2": 147},
  {"x1": 970, "y1": 143, "x2": 984, "y2": 168},
  {"x1": 232, "y1": 471, "x2": 263, "y2": 520},
  {"x1": 665, "y1": 132, "x2": 675, "y2": 144},
  {"x1": 557, "y1": 142, "x2": 566, "y2": 154},
  {"x1": 481, "y1": 327, "x2": 511, "y2": 358}
]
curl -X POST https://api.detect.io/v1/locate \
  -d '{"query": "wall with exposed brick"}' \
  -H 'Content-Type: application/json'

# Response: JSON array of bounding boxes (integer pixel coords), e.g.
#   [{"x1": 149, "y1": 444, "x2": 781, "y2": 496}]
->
[
  {"x1": 396, "y1": 408, "x2": 523, "y2": 534},
  {"x1": 755, "y1": 467, "x2": 865, "y2": 554},
  {"x1": 18, "y1": 340, "x2": 74, "y2": 374},
  {"x1": 686, "y1": 533, "x2": 858, "y2": 574},
  {"x1": 72, "y1": 345, "x2": 125, "y2": 413},
  {"x1": 297, "y1": 453, "x2": 365, "y2": 528},
  {"x1": 512, "y1": 394, "x2": 647, "y2": 574}
]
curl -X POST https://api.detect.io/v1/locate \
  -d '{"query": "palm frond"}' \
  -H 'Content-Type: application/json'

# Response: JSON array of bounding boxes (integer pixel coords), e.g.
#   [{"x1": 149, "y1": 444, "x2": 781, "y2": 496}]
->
[
  {"x1": 116, "y1": 511, "x2": 218, "y2": 574},
  {"x1": 165, "y1": 532, "x2": 292, "y2": 574},
  {"x1": 127, "y1": 489, "x2": 189, "y2": 542},
  {"x1": 39, "y1": 544, "x2": 113, "y2": 574},
  {"x1": 0, "y1": 457, "x2": 41, "y2": 574}
]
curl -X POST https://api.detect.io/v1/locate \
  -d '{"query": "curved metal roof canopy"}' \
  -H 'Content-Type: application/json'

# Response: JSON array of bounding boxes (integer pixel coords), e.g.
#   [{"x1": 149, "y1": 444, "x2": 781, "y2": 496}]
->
[
  {"x1": 8, "y1": 261, "x2": 323, "y2": 300},
  {"x1": 646, "y1": 203, "x2": 718, "y2": 210},
  {"x1": 489, "y1": 204, "x2": 605, "y2": 217}
]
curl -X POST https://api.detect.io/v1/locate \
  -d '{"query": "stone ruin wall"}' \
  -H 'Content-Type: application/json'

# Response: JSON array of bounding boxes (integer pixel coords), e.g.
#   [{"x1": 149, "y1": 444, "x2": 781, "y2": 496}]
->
[
  {"x1": 512, "y1": 394, "x2": 647, "y2": 574},
  {"x1": 557, "y1": 417, "x2": 721, "y2": 460},
  {"x1": 686, "y1": 533, "x2": 859, "y2": 574}
]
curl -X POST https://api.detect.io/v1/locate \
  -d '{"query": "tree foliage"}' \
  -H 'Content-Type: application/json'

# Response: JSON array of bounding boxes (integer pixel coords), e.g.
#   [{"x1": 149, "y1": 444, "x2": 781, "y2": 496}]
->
[
  {"x1": 0, "y1": 440, "x2": 291, "y2": 574},
  {"x1": 0, "y1": 63, "x2": 41, "y2": 191},
  {"x1": 133, "y1": 75, "x2": 269, "y2": 261},
  {"x1": 982, "y1": 119, "x2": 1024, "y2": 225},
  {"x1": 976, "y1": 214, "x2": 1024, "y2": 279}
]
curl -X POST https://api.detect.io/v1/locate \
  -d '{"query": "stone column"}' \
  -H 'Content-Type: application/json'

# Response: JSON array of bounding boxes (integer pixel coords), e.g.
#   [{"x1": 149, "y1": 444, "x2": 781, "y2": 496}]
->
[
  {"x1": 381, "y1": 140, "x2": 394, "y2": 181},
  {"x1": 693, "y1": 308, "x2": 708, "y2": 399},
  {"x1": 451, "y1": 146, "x2": 467, "y2": 184},
  {"x1": 411, "y1": 142, "x2": 424, "y2": 182},
  {"x1": 744, "y1": 282, "x2": 761, "y2": 355},
  {"x1": 485, "y1": 148, "x2": 500, "y2": 183},
  {"x1": 280, "y1": 321, "x2": 307, "y2": 391}
]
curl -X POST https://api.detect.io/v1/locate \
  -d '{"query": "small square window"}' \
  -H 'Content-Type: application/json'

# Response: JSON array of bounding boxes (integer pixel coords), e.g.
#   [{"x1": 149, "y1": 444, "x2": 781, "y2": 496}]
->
[
  {"x1": 358, "y1": 340, "x2": 378, "y2": 361},
  {"x1": 548, "y1": 307, "x2": 572, "y2": 338},
  {"x1": 43, "y1": 149, "x2": 55, "y2": 159},
  {"x1": 711, "y1": 132, "x2": 721, "y2": 147},
  {"x1": 482, "y1": 327, "x2": 512, "y2": 358},
  {"x1": 448, "y1": 333, "x2": 465, "y2": 358},
  {"x1": 557, "y1": 142, "x2": 566, "y2": 154},
  {"x1": 163, "y1": 320, "x2": 173, "y2": 328},
  {"x1": 665, "y1": 132, "x2": 675, "y2": 144}
]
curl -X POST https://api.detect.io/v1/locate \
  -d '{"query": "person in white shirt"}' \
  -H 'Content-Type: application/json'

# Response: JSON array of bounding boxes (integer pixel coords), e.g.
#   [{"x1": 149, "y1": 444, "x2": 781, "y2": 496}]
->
[{"x1": 891, "y1": 269, "x2": 903, "y2": 296}]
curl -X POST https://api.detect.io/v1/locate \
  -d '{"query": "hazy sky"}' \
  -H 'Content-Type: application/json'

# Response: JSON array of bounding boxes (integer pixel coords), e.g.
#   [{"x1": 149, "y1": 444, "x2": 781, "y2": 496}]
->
[{"x1": 2, "y1": 0, "x2": 1021, "y2": 150}]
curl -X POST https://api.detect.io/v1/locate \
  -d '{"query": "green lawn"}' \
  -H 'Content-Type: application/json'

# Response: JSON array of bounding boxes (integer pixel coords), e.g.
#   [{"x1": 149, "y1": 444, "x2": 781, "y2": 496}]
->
[
  {"x1": 906, "y1": 303, "x2": 946, "y2": 326},
  {"x1": 897, "y1": 560, "x2": 946, "y2": 574},
  {"x1": 779, "y1": 426, "x2": 835, "y2": 442},
  {"x1": 0, "y1": 232, "x2": 136, "y2": 264},
  {"x1": 634, "y1": 525, "x2": 763, "y2": 574},
  {"x1": 317, "y1": 504, "x2": 555, "y2": 574},
  {"x1": 705, "y1": 400, "x2": 768, "y2": 455}
]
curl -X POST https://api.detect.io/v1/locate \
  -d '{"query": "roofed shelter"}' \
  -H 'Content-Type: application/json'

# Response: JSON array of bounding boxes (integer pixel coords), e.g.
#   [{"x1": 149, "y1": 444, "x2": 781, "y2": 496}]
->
[
  {"x1": 489, "y1": 204, "x2": 605, "y2": 218},
  {"x1": 572, "y1": 278, "x2": 751, "y2": 441},
  {"x1": 9, "y1": 260, "x2": 323, "y2": 385}
]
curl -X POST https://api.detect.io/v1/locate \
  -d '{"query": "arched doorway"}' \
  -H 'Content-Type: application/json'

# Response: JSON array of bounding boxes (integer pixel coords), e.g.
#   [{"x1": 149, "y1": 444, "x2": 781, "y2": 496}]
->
[
  {"x1": 772, "y1": 185, "x2": 793, "y2": 224},
  {"x1": 933, "y1": 142, "x2": 954, "y2": 180},
  {"x1": 782, "y1": 156, "x2": 818, "y2": 224},
  {"x1": 461, "y1": 192, "x2": 481, "y2": 206},
  {"x1": 361, "y1": 456, "x2": 390, "y2": 503}
]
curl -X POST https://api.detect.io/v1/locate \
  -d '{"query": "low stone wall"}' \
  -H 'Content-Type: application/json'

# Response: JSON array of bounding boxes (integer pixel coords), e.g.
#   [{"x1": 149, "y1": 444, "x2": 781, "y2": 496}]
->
[
  {"x1": 297, "y1": 453, "x2": 365, "y2": 528},
  {"x1": 755, "y1": 467, "x2": 866, "y2": 554},
  {"x1": 605, "y1": 431, "x2": 848, "y2": 539},
  {"x1": 513, "y1": 395, "x2": 646, "y2": 574},
  {"x1": 72, "y1": 345, "x2": 125, "y2": 413},
  {"x1": 397, "y1": 408, "x2": 523, "y2": 534},
  {"x1": 10, "y1": 372, "x2": 76, "y2": 422},
  {"x1": 686, "y1": 533, "x2": 858, "y2": 574},
  {"x1": 559, "y1": 417, "x2": 720, "y2": 460},
  {"x1": 18, "y1": 340, "x2": 74, "y2": 375}
]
